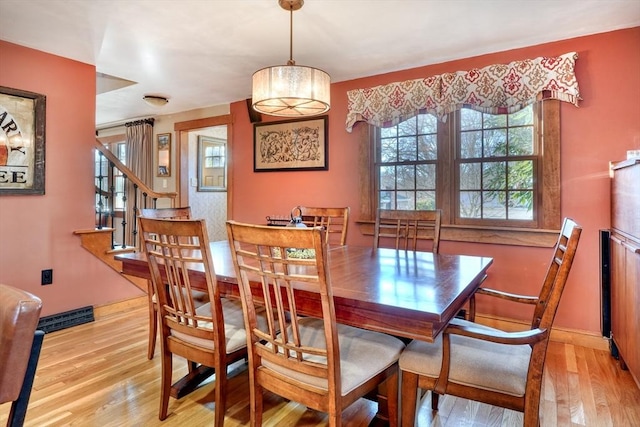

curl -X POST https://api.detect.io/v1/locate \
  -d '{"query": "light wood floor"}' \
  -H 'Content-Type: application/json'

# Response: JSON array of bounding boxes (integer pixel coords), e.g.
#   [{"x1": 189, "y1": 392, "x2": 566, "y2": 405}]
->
[{"x1": 1, "y1": 304, "x2": 639, "y2": 426}]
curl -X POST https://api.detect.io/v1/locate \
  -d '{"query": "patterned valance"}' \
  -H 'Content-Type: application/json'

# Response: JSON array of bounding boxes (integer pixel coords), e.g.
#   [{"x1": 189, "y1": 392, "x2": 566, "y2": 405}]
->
[{"x1": 345, "y1": 52, "x2": 580, "y2": 132}]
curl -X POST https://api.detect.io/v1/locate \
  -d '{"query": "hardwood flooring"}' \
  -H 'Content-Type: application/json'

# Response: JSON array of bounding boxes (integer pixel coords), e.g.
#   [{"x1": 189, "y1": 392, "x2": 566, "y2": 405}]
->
[{"x1": 1, "y1": 304, "x2": 639, "y2": 426}]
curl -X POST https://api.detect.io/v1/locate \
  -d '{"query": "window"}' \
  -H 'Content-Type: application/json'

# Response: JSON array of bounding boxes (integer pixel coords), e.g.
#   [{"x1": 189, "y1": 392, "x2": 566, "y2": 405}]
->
[
  {"x1": 367, "y1": 100, "x2": 561, "y2": 246},
  {"x1": 95, "y1": 142, "x2": 127, "y2": 212}
]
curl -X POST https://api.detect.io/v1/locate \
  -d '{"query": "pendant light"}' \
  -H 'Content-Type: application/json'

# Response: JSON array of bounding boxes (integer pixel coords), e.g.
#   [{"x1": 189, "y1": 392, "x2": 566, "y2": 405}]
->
[{"x1": 251, "y1": 0, "x2": 330, "y2": 117}]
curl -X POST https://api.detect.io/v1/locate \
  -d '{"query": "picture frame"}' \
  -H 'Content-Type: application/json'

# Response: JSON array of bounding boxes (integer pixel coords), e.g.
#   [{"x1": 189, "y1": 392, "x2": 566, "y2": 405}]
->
[
  {"x1": 254, "y1": 116, "x2": 328, "y2": 172},
  {"x1": 197, "y1": 135, "x2": 227, "y2": 191},
  {"x1": 0, "y1": 86, "x2": 46, "y2": 195},
  {"x1": 156, "y1": 133, "x2": 171, "y2": 177}
]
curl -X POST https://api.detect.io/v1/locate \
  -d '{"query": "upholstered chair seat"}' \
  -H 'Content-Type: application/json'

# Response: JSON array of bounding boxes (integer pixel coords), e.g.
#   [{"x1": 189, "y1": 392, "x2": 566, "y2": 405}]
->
[
  {"x1": 400, "y1": 318, "x2": 531, "y2": 397},
  {"x1": 264, "y1": 317, "x2": 405, "y2": 395}
]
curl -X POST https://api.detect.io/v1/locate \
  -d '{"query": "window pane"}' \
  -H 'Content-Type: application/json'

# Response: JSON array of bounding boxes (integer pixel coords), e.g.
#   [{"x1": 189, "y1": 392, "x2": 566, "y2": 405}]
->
[
  {"x1": 398, "y1": 116, "x2": 417, "y2": 136},
  {"x1": 483, "y1": 129, "x2": 507, "y2": 157},
  {"x1": 380, "y1": 191, "x2": 394, "y2": 209},
  {"x1": 380, "y1": 138, "x2": 397, "y2": 162},
  {"x1": 397, "y1": 191, "x2": 415, "y2": 210},
  {"x1": 509, "y1": 105, "x2": 533, "y2": 126},
  {"x1": 380, "y1": 126, "x2": 397, "y2": 138},
  {"x1": 417, "y1": 114, "x2": 437, "y2": 133},
  {"x1": 397, "y1": 165, "x2": 415, "y2": 190},
  {"x1": 398, "y1": 137, "x2": 417, "y2": 161},
  {"x1": 483, "y1": 191, "x2": 506, "y2": 218},
  {"x1": 508, "y1": 190, "x2": 534, "y2": 219},
  {"x1": 416, "y1": 191, "x2": 436, "y2": 210},
  {"x1": 461, "y1": 109, "x2": 482, "y2": 130},
  {"x1": 417, "y1": 134, "x2": 437, "y2": 160},
  {"x1": 483, "y1": 161, "x2": 506, "y2": 190},
  {"x1": 508, "y1": 160, "x2": 533, "y2": 190},
  {"x1": 416, "y1": 164, "x2": 435, "y2": 189},
  {"x1": 508, "y1": 127, "x2": 534, "y2": 155},
  {"x1": 483, "y1": 113, "x2": 506, "y2": 129},
  {"x1": 460, "y1": 163, "x2": 481, "y2": 190},
  {"x1": 380, "y1": 166, "x2": 395, "y2": 190},
  {"x1": 460, "y1": 191, "x2": 482, "y2": 218},
  {"x1": 460, "y1": 131, "x2": 482, "y2": 158}
]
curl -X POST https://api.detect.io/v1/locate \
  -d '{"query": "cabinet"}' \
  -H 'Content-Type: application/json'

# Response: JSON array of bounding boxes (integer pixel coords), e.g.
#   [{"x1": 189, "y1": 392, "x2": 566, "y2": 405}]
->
[{"x1": 610, "y1": 159, "x2": 640, "y2": 388}]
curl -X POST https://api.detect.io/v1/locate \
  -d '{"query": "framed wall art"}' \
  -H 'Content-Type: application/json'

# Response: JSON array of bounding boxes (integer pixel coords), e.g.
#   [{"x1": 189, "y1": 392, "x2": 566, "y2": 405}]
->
[
  {"x1": 0, "y1": 86, "x2": 46, "y2": 195},
  {"x1": 254, "y1": 116, "x2": 328, "y2": 172},
  {"x1": 156, "y1": 132, "x2": 171, "y2": 177}
]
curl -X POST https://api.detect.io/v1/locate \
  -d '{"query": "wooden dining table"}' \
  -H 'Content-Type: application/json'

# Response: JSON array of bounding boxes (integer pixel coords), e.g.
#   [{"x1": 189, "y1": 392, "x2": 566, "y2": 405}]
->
[
  {"x1": 116, "y1": 241, "x2": 492, "y2": 423},
  {"x1": 118, "y1": 241, "x2": 493, "y2": 343}
]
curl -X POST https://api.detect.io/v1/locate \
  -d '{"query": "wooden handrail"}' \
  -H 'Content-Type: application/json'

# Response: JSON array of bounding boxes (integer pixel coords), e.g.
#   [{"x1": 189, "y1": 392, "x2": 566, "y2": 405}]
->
[{"x1": 94, "y1": 138, "x2": 177, "y2": 202}]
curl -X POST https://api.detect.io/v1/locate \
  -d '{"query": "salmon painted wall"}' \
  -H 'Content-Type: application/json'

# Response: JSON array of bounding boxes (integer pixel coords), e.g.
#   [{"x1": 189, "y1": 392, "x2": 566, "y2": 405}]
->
[
  {"x1": 0, "y1": 41, "x2": 143, "y2": 316},
  {"x1": 229, "y1": 28, "x2": 640, "y2": 335}
]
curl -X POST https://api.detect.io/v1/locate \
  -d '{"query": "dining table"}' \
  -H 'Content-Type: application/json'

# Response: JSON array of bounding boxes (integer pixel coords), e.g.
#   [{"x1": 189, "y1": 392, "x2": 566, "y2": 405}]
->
[{"x1": 116, "y1": 240, "x2": 493, "y2": 423}]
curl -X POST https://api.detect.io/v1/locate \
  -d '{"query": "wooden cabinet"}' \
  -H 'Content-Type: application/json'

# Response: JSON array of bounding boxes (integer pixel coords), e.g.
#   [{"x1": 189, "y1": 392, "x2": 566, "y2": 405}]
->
[{"x1": 610, "y1": 159, "x2": 640, "y2": 388}]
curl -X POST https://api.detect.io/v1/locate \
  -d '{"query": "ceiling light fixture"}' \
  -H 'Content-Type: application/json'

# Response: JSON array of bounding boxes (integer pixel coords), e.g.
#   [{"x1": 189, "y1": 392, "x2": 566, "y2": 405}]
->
[
  {"x1": 251, "y1": 0, "x2": 330, "y2": 117},
  {"x1": 143, "y1": 95, "x2": 169, "y2": 107}
]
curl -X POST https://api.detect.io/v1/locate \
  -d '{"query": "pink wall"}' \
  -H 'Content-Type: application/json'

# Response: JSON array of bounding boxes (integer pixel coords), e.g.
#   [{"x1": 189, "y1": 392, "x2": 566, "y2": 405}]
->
[
  {"x1": 0, "y1": 41, "x2": 143, "y2": 316},
  {"x1": 229, "y1": 28, "x2": 640, "y2": 334}
]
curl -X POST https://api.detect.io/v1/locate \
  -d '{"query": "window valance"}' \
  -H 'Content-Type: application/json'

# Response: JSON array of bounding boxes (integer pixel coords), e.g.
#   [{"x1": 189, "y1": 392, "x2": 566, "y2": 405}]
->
[{"x1": 345, "y1": 52, "x2": 579, "y2": 132}]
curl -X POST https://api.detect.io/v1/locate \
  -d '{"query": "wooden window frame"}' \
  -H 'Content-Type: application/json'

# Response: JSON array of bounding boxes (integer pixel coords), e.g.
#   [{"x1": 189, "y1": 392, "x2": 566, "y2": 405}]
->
[{"x1": 357, "y1": 100, "x2": 561, "y2": 247}]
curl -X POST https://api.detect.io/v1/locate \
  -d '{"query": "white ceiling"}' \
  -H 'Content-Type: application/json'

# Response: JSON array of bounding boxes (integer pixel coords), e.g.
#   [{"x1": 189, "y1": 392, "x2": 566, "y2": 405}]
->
[{"x1": 1, "y1": 0, "x2": 638, "y2": 127}]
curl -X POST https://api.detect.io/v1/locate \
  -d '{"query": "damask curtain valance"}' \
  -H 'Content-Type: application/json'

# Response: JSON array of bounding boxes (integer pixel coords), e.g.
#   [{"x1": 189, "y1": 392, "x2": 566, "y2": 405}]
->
[{"x1": 345, "y1": 52, "x2": 580, "y2": 132}]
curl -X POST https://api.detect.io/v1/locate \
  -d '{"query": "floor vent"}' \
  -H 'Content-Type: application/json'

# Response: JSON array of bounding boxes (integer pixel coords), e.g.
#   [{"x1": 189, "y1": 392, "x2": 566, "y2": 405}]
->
[{"x1": 37, "y1": 306, "x2": 94, "y2": 333}]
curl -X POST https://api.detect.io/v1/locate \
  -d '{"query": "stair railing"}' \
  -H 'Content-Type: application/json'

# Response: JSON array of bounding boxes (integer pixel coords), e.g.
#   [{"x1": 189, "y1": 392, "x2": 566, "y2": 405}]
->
[{"x1": 94, "y1": 138, "x2": 177, "y2": 250}]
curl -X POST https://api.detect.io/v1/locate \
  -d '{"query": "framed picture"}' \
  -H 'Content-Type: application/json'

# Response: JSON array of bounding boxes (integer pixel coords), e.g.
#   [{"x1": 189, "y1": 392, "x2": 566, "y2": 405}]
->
[
  {"x1": 156, "y1": 133, "x2": 171, "y2": 177},
  {"x1": 254, "y1": 116, "x2": 328, "y2": 172},
  {"x1": 0, "y1": 86, "x2": 46, "y2": 195}
]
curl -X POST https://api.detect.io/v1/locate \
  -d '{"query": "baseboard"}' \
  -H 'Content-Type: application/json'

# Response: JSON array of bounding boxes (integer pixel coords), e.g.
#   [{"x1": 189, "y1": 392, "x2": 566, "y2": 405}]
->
[
  {"x1": 475, "y1": 313, "x2": 610, "y2": 351},
  {"x1": 93, "y1": 295, "x2": 147, "y2": 319}
]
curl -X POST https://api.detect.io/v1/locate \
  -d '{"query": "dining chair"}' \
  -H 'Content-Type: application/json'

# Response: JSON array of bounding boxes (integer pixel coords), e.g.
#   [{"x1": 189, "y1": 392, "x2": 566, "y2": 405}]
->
[
  {"x1": 297, "y1": 206, "x2": 350, "y2": 246},
  {"x1": 138, "y1": 217, "x2": 248, "y2": 426},
  {"x1": 0, "y1": 284, "x2": 44, "y2": 427},
  {"x1": 226, "y1": 221, "x2": 406, "y2": 427},
  {"x1": 399, "y1": 217, "x2": 582, "y2": 427},
  {"x1": 373, "y1": 208, "x2": 442, "y2": 253},
  {"x1": 138, "y1": 207, "x2": 209, "y2": 360}
]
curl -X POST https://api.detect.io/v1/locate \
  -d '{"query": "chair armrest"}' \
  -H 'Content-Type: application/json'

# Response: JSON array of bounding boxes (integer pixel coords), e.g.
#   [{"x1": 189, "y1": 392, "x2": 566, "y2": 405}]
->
[
  {"x1": 445, "y1": 318, "x2": 548, "y2": 346},
  {"x1": 476, "y1": 287, "x2": 539, "y2": 305}
]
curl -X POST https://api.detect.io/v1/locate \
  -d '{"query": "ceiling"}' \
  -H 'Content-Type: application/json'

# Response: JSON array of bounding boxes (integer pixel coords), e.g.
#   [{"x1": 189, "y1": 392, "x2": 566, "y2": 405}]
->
[{"x1": 1, "y1": 0, "x2": 638, "y2": 128}]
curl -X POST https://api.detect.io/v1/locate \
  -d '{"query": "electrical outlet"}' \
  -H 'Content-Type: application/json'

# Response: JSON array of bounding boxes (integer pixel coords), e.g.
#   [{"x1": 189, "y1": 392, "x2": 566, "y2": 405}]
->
[{"x1": 41, "y1": 269, "x2": 53, "y2": 285}]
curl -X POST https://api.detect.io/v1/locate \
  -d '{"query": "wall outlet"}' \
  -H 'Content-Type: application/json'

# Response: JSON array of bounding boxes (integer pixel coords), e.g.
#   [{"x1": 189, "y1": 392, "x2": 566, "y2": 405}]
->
[{"x1": 41, "y1": 269, "x2": 53, "y2": 285}]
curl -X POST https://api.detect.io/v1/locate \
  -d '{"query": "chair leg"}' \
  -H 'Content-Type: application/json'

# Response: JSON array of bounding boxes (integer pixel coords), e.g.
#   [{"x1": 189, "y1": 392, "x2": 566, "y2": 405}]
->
[
  {"x1": 249, "y1": 382, "x2": 264, "y2": 427},
  {"x1": 400, "y1": 371, "x2": 419, "y2": 427},
  {"x1": 159, "y1": 348, "x2": 172, "y2": 420},
  {"x1": 214, "y1": 363, "x2": 227, "y2": 427},
  {"x1": 7, "y1": 331, "x2": 44, "y2": 427},
  {"x1": 431, "y1": 391, "x2": 440, "y2": 410},
  {"x1": 147, "y1": 283, "x2": 157, "y2": 360},
  {"x1": 385, "y1": 369, "x2": 400, "y2": 427}
]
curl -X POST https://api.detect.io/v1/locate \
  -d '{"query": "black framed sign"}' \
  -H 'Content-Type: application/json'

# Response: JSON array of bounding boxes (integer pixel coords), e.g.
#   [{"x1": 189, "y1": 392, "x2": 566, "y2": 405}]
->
[
  {"x1": 254, "y1": 116, "x2": 328, "y2": 172},
  {"x1": 0, "y1": 86, "x2": 46, "y2": 195}
]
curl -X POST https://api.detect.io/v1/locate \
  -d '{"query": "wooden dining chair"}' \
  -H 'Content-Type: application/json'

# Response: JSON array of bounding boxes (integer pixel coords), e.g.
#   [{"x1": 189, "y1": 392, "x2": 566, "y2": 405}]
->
[
  {"x1": 399, "y1": 217, "x2": 582, "y2": 427},
  {"x1": 373, "y1": 208, "x2": 442, "y2": 253},
  {"x1": 138, "y1": 207, "x2": 209, "y2": 360},
  {"x1": 138, "y1": 217, "x2": 248, "y2": 426},
  {"x1": 297, "y1": 206, "x2": 350, "y2": 246},
  {"x1": 226, "y1": 221, "x2": 406, "y2": 427}
]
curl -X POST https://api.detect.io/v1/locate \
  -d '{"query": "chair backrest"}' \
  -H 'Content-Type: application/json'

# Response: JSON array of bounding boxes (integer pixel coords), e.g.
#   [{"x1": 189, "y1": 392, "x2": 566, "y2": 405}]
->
[
  {"x1": 374, "y1": 208, "x2": 442, "y2": 253},
  {"x1": 532, "y1": 217, "x2": 582, "y2": 330},
  {"x1": 0, "y1": 284, "x2": 43, "y2": 404},
  {"x1": 225, "y1": 221, "x2": 341, "y2": 397},
  {"x1": 138, "y1": 218, "x2": 226, "y2": 352},
  {"x1": 139, "y1": 206, "x2": 192, "y2": 220},
  {"x1": 297, "y1": 206, "x2": 350, "y2": 246}
]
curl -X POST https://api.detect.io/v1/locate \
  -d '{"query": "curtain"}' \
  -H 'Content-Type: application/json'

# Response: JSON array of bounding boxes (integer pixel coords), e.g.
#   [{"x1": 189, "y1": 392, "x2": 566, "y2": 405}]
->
[
  {"x1": 345, "y1": 52, "x2": 580, "y2": 132},
  {"x1": 124, "y1": 118, "x2": 154, "y2": 246}
]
